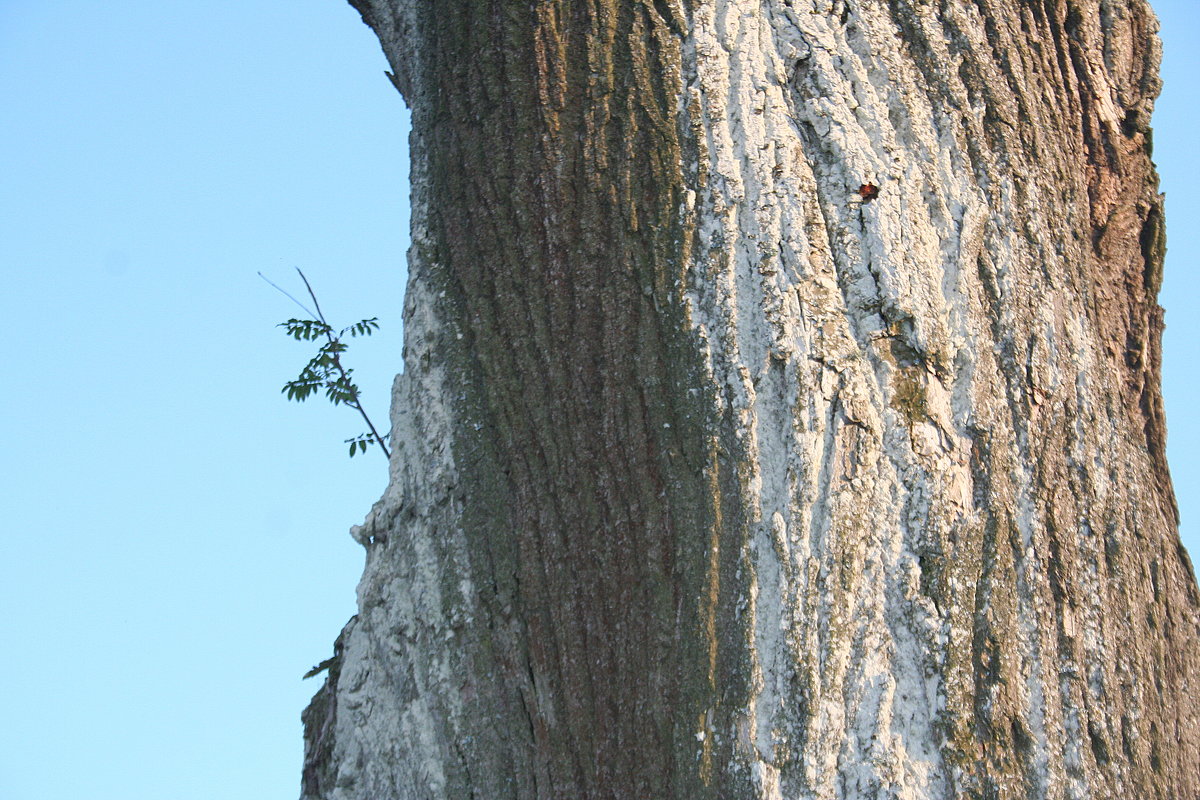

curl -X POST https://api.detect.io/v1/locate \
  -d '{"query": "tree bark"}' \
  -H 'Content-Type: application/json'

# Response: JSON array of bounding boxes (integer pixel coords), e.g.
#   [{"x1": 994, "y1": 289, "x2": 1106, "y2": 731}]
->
[{"x1": 302, "y1": 1, "x2": 1200, "y2": 797}]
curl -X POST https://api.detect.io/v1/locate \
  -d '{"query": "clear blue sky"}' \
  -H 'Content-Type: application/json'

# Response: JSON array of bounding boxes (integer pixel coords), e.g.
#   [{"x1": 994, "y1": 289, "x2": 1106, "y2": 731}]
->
[{"x1": 0, "y1": 3, "x2": 1195, "y2": 799}]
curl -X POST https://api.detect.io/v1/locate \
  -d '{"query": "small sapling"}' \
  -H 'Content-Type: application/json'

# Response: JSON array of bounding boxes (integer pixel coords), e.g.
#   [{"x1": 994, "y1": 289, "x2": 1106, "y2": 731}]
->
[{"x1": 261, "y1": 268, "x2": 391, "y2": 459}]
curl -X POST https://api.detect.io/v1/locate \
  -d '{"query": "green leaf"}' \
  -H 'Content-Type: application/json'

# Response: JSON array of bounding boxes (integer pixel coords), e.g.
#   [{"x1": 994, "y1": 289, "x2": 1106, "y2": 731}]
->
[
  {"x1": 341, "y1": 317, "x2": 380, "y2": 338},
  {"x1": 343, "y1": 434, "x2": 374, "y2": 457},
  {"x1": 278, "y1": 318, "x2": 333, "y2": 342},
  {"x1": 325, "y1": 377, "x2": 358, "y2": 406},
  {"x1": 282, "y1": 379, "x2": 318, "y2": 402}
]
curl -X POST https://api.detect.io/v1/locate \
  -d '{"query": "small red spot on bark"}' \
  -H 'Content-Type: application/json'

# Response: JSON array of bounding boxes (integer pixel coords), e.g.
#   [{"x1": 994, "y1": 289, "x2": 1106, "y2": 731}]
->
[{"x1": 858, "y1": 183, "x2": 880, "y2": 202}]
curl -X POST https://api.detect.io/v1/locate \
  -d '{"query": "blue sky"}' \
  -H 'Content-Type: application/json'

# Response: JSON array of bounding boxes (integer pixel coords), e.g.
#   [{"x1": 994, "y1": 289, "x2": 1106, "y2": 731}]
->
[{"x1": 0, "y1": 3, "x2": 1195, "y2": 799}]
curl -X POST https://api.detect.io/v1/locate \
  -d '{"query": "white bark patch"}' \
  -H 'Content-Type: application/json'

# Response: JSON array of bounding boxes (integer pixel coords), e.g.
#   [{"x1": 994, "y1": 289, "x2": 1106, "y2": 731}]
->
[{"x1": 678, "y1": 1, "x2": 1169, "y2": 796}]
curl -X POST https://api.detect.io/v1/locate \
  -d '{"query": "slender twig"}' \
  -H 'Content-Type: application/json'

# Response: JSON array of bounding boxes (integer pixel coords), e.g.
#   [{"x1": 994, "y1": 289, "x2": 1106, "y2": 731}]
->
[
  {"x1": 295, "y1": 268, "x2": 328, "y2": 327},
  {"x1": 258, "y1": 271, "x2": 317, "y2": 318},
  {"x1": 295, "y1": 269, "x2": 392, "y2": 460}
]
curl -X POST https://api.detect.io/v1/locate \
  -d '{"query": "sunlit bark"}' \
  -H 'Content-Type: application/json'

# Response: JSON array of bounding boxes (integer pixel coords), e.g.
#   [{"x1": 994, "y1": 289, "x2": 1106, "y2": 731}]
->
[{"x1": 303, "y1": 1, "x2": 1200, "y2": 797}]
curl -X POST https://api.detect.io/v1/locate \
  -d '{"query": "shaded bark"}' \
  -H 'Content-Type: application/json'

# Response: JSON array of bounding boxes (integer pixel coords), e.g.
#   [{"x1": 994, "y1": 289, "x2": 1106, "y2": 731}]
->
[{"x1": 303, "y1": 1, "x2": 1200, "y2": 797}]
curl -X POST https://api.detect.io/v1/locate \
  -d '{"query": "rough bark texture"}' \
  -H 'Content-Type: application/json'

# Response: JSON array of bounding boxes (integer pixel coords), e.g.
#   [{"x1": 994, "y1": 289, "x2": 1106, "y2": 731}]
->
[{"x1": 302, "y1": 1, "x2": 1200, "y2": 798}]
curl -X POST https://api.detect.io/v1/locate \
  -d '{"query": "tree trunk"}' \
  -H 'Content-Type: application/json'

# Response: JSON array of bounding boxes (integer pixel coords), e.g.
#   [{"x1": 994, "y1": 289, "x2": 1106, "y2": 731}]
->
[{"x1": 302, "y1": 1, "x2": 1200, "y2": 797}]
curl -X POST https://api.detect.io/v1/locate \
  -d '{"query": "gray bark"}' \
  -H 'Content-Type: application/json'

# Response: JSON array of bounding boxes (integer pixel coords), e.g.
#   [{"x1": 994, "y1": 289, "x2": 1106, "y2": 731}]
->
[{"x1": 302, "y1": 1, "x2": 1200, "y2": 797}]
